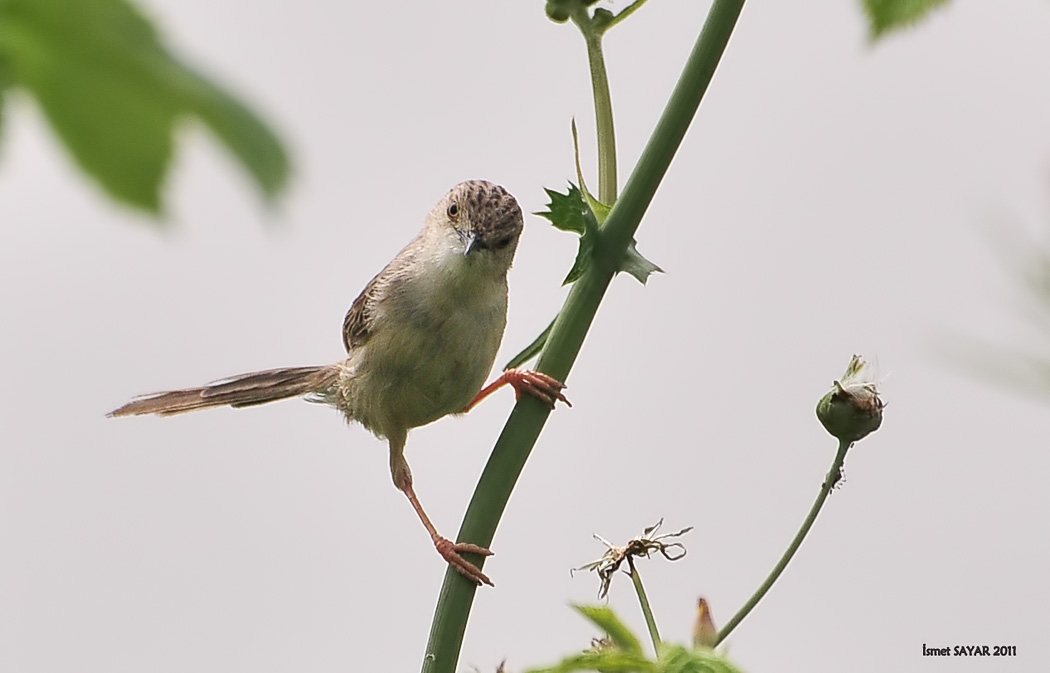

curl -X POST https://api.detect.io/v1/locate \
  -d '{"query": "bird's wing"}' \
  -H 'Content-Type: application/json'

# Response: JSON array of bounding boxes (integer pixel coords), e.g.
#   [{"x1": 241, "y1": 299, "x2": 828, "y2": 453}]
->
[{"x1": 342, "y1": 273, "x2": 382, "y2": 352}]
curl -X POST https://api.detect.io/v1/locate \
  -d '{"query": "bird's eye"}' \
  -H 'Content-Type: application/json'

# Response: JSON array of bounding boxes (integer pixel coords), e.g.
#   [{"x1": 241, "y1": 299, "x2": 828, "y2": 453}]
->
[
  {"x1": 495, "y1": 235, "x2": 513, "y2": 250},
  {"x1": 447, "y1": 202, "x2": 459, "y2": 218}
]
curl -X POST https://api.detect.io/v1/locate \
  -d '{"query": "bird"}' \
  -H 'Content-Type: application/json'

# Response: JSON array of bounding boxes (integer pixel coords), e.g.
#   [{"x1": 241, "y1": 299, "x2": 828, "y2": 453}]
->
[{"x1": 109, "y1": 180, "x2": 569, "y2": 586}]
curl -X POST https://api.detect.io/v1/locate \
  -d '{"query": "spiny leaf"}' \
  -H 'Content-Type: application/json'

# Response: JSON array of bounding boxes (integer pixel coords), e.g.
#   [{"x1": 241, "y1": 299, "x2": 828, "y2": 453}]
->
[
  {"x1": 862, "y1": 0, "x2": 951, "y2": 39},
  {"x1": 537, "y1": 183, "x2": 594, "y2": 236},
  {"x1": 536, "y1": 183, "x2": 599, "y2": 285},
  {"x1": 0, "y1": 0, "x2": 290, "y2": 213},
  {"x1": 562, "y1": 231, "x2": 596, "y2": 285},
  {"x1": 574, "y1": 605, "x2": 644, "y2": 656},
  {"x1": 621, "y1": 239, "x2": 663, "y2": 285},
  {"x1": 569, "y1": 124, "x2": 661, "y2": 284}
]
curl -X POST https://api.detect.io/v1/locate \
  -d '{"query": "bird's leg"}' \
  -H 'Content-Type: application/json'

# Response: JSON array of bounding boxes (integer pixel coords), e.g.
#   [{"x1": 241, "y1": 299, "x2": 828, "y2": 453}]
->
[
  {"x1": 461, "y1": 368, "x2": 570, "y2": 413},
  {"x1": 389, "y1": 437, "x2": 494, "y2": 587},
  {"x1": 402, "y1": 479, "x2": 494, "y2": 587}
]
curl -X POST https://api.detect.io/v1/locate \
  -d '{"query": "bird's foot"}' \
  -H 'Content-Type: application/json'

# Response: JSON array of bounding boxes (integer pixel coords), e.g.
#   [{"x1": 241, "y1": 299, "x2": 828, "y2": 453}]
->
[
  {"x1": 462, "y1": 369, "x2": 570, "y2": 412},
  {"x1": 504, "y1": 368, "x2": 571, "y2": 408},
  {"x1": 435, "y1": 537, "x2": 494, "y2": 587}
]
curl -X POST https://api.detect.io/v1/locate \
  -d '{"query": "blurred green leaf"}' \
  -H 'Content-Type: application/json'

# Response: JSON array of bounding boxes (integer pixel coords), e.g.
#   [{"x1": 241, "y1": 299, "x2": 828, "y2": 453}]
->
[
  {"x1": 862, "y1": 0, "x2": 951, "y2": 39},
  {"x1": 524, "y1": 607, "x2": 745, "y2": 673},
  {"x1": 945, "y1": 221, "x2": 1050, "y2": 402},
  {"x1": 536, "y1": 183, "x2": 600, "y2": 285},
  {"x1": 526, "y1": 650, "x2": 656, "y2": 673},
  {"x1": 657, "y1": 644, "x2": 745, "y2": 673},
  {"x1": 575, "y1": 605, "x2": 644, "y2": 656},
  {"x1": 0, "y1": 51, "x2": 9, "y2": 135},
  {"x1": 0, "y1": 0, "x2": 290, "y2": 213}
]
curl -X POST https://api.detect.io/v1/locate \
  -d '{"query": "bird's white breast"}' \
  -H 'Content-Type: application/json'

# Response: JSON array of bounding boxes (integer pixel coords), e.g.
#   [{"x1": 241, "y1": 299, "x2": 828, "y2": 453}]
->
[{"x1": 341, "y1": 246, "x2": 509, "y2": 439}]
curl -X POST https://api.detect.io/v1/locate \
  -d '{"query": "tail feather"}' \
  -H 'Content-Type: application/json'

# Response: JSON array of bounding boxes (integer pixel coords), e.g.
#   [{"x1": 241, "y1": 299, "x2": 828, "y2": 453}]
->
[{"x1": 108, "y1": 365, "x2": 340, "y2": 417}]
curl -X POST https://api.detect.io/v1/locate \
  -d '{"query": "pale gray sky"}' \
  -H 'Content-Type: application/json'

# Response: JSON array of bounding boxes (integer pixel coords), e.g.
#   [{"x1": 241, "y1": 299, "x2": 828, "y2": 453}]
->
[{"x1": 2, "y1": 1, "x2": 1048, "y2": 672}]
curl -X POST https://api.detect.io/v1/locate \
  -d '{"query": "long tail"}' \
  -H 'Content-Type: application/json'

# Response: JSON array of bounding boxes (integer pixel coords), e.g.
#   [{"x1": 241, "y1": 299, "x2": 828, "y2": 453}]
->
[{"x1": 108, "y1": 365, "x2": 341, "y2": 417}]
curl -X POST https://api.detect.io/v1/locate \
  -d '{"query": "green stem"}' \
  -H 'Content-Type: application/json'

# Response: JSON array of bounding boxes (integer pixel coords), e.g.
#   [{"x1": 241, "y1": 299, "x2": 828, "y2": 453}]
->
[
  {"x1": 714, "y1": 438, "x2": 852, "y2": 646},
  {"x1": 420, "y1": 3, "x2": 744, "y2": 671},
  {"x1": 627, "y1": 557, "x2": 661, "y2": 653},
  {"x1": 583, "y1": 31, "x2": 617, "y2": 204}
]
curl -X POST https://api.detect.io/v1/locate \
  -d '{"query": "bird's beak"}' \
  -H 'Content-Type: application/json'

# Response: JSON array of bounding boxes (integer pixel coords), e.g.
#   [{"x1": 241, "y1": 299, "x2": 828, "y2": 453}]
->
[{"x1": 460, "y1": 230, "x2": 478, "y2": 256}]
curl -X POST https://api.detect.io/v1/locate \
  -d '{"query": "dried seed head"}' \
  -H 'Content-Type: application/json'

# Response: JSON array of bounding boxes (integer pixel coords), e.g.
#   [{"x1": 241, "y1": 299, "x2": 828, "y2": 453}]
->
[
  {"x1": 816, "y1": 355, "x2": 885, "y2": 443},
  {"x1": 574, "y1": 519, "x2": 692, "y2": 598}
]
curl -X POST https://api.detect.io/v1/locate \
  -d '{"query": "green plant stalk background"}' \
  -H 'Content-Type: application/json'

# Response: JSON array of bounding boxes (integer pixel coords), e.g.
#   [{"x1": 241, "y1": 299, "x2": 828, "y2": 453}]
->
[{"x1": 421, "y1": 2, "x2": 746, "y2": 671}]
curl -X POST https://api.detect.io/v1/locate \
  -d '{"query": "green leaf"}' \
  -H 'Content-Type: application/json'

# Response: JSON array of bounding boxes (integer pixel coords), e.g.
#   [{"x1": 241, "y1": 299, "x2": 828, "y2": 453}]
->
[
  {"x1": 504, "y1": 316, "x2": 556, "y2": 371},
  {"x1": 569, "y1": 125, "x2": 661, "y2": 285},
  {"x1": 538, "y1": 183, "x2": 593, "y2": 237},
  {"x1": 656, "y1": 645, "x2": 745, "y2": 673},
  {"x1": 621, "y1": 239, "x2": 663, "y2": 285},
  {"x1": 184, "y1": 70, "x2": 290, "y2": 200},
  {"x1": 0, "y1": 0, "x2": 290, "y2": 213},
  {"x1": 0, "y1": 52, "x2": 9, "y2": 136},
  {"x1": 535, "y1": 183, "x2": 600, "y2": 285},
  {"x1": 659, "y1": 642, "x2": 743, "y2": 667},
  {"x1": 525, "y1": 651, "x2": 656, "y2": 673},
  {"x1": 571, "y1": 118, "x2": 612, "y2": 224},
  {"x1": 861, "y1": 0, "x2": 951, "y2": 39},
  {"x1": 574, "y1": 605, "x2": 644, "y2": 656},
  {"x1": 562, "y1": 228, "x2": 596, "y2": 284},
  {"x1": 523, "y1": 609, "x2": 747, "y2": 673}
]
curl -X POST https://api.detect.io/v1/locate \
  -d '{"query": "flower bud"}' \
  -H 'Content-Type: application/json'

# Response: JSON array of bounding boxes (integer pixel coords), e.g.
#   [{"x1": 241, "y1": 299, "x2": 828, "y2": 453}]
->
[
  {"x1": 816, "y1": 355, "x2": 884, "y2": 442},
  {"x1": 545, "y1": 1, "x2": 571, "y2": 22},
  {"x1": 692, "y1": 597, "x2": 717, "y2": 648}
]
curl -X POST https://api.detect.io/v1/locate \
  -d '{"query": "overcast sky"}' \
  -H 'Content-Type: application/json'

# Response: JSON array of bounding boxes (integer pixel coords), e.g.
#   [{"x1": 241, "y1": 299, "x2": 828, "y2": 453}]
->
[{"x1": 2, "y1": 1, "x2": 1049, "y2": 672}]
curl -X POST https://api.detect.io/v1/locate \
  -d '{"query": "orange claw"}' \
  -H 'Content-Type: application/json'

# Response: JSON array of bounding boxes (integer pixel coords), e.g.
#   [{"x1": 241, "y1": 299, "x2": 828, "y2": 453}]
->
[
  {"x1": 435, "y1": 537, "x2": 494, "y2": 586},
  {"x1": 462, "y1": 368, "x2": 571, "y2": 413}
]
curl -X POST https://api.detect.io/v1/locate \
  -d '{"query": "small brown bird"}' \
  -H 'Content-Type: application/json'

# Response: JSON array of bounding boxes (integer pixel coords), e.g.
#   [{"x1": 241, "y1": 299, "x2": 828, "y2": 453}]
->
[{"x1": 109, "y1": 180, "x2": 568, "y2": 586}]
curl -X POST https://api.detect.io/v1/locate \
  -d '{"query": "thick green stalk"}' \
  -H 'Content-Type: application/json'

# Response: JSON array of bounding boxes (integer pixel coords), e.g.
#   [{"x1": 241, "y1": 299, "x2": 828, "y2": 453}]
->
[
  {"x1": 627, "y1": 558, "x2": 662, "y2": 653},
  {"x1": 714, "y1": 439, "x2": 851, "y2": 645},
  {"x1": 420, "y1": 3, "x2": 745, "y2": 672}
]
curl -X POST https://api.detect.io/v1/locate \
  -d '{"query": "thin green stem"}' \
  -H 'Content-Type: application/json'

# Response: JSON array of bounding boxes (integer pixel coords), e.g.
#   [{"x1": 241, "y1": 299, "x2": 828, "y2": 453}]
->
[
  {"x1": 420, "y1": 3, "x2": 744, "y2": 671},
  {"x1": 582, "y1": 31, "x2": 617, "y2": 203},
  {"x1": 605, "y1": 0, "x2": 651, "y2": 31},
  {"x1": 627, "y1": 557, "x2": 661, "y2": 653},
  {"x1": 714, "y1": 439, "x2": 852, "y2": 646}
]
